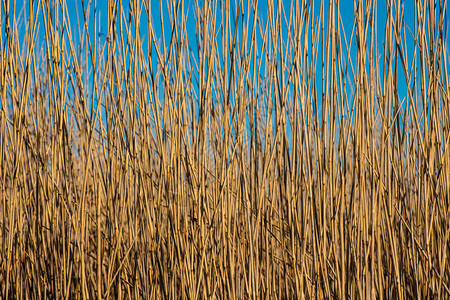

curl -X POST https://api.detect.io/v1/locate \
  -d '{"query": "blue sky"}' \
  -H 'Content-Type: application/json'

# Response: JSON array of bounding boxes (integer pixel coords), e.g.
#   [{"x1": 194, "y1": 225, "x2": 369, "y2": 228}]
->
[
  {"x1": 3, "y1": 0, "x2": 419, "y2": 96},
  {"x1": 1, "y1": 0, "x2": 442, "y2": 136}
]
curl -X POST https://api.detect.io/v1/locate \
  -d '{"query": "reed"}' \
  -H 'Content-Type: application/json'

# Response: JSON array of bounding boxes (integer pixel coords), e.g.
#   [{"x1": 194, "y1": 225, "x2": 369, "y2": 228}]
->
[{"x1": 0, "y1": 0, "x2": 449, "y2": 298}]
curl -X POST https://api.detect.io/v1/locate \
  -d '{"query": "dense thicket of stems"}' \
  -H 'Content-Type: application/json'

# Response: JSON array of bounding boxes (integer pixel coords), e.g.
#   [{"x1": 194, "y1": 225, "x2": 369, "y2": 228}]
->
[{"x1": 1, "y1": 0, "x2": 449, "y2": 298}]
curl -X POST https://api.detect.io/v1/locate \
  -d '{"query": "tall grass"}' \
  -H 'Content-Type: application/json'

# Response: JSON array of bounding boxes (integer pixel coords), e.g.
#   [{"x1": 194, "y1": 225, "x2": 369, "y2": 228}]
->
[{"x1": 1, "y1": 0, "x2": 449, "y2": 298}]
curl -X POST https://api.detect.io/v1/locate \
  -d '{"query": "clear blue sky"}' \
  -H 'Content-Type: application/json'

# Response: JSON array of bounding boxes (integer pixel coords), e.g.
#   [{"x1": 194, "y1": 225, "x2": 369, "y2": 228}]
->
[{"x1": 1, "y1": 0, "x2": 433, "y2": 128}]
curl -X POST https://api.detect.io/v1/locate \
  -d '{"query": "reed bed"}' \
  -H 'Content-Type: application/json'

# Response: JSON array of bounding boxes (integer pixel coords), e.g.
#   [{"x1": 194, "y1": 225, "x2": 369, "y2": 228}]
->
[{"x1": 1, "y1": 0, "x2": 449, "y2": 298}]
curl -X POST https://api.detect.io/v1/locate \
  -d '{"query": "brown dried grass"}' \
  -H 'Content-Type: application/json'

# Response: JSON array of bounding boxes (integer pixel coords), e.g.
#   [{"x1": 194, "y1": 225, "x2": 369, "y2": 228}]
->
[{"x1": 1, "y1": 0, "x2": 449, "y2": 298}]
